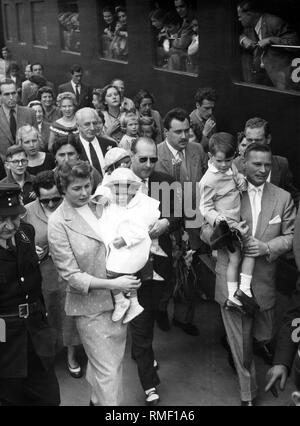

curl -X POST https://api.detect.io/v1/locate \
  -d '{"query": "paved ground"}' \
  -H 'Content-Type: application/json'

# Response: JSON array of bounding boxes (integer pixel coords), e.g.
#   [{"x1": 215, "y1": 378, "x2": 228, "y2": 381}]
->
[{"x1": 56, "y1": 298, "x2": 295, "y2": 407}]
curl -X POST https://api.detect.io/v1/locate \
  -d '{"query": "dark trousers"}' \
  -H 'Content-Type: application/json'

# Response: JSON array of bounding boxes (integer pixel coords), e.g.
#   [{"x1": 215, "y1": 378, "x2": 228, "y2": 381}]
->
[
  {"x1": 130, "y1": 280, "x2": 165, "y2": 391},
  {"x1": 0, "y1": 336, "x2": 60, "y2": 406}
]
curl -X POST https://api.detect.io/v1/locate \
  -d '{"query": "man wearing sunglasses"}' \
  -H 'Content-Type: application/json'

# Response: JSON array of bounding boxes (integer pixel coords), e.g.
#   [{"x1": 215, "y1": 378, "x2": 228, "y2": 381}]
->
[
  {"x1": 130, "y1": 137, "x2": 182, "y2": 405},
  {"x1": 0, "y1": 145, "x2": 36, "y2": 205},
  {"x1": 0, "y1": 183, "x2": 60, "y2": 406}
]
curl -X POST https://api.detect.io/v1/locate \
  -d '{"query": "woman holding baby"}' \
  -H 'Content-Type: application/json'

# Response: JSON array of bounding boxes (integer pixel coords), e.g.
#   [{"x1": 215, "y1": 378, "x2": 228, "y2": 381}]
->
[{"x1": 48, "y1": 160, "x2": 141, "y2": 406}]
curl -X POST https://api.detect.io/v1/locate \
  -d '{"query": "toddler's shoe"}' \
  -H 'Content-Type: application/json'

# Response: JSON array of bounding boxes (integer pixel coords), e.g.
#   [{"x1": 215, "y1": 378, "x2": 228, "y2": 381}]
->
[
  {"x1": 112, "y1": 298, "x2": 130, "y2": 322},
  {"x1": 123, "y1": 302, "x2": 144, "y2": 324}
]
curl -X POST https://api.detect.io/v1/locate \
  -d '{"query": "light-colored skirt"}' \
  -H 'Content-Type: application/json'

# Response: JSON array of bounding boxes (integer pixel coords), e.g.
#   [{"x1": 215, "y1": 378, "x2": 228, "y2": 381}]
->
[{"x1": 76, "y1": 311, "x2": 127, "y2": 406}]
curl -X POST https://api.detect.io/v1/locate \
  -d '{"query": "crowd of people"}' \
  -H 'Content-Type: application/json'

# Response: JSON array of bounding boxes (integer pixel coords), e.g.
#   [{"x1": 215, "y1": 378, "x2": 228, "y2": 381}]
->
[
  {"x1": 0, "y1": 8, "x2": 300, "y2": 406},
  {"x1": 150, "y1": 0, "x2": 199, "y2": 73}
]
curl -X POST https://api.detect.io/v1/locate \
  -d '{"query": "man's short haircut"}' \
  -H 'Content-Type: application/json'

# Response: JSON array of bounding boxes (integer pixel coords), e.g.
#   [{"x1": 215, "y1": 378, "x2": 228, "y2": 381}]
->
[
  {"x1": 237, "y1": 0, "x2": 261, "y2": 13},
  {"x1": 31, "y1": 62, "x2": 44, "y2": 72},
  {"x1": 164, "y1": 108, "x2": 190, "y2": 131},
  {"x1": 195, "y1": 87, "x2": 217, "y2": 105},
  {"x1": 33, "y1": 170, "x2": 56, "y2": 197},
  {"x1": 163, "y1": 11, "x2": 182, "y2": 27},
  {"x1": 70, "y1": 64, "x2": 83, "y2": 75},
  {"x1": 244, "y1": 142, "x2": 272, "y2": 159},
  {"x1": 51, "y1": 134, "x2": 83, "y2": 157},
  {"x1": 6, "y1": 145, "x2": 27, "y2": 161},
  {"x1": 37, "y1": 86, "x2": 55, "y2": 100},
  {"x1": 103, "y1": 6, "x2": 115, "y2": 15},
  {"x1": 245, "y1": 117, "x2": 271, "y2": 138},
  {"x1": 56, "y1": 160, "x2": 93, "y2": 195},
  {"x1": 0, "y1": 79, "x2": 16, "y2": 94},
  {"x1": 131, "y1": 137, "x2": 157, "y2": 155},
  {"x1": 209, "y1": 133, "x2": 236, "y2": 158}
]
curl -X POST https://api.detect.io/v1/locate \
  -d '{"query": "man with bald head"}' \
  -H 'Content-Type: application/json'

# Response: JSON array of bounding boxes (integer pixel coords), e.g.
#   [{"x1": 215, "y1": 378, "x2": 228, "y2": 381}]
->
[
  {"x1": 130, "y1": 137, "x2": 182, "y2": 405},
  {"x1": 75, "y1": 107, "x2": 117, "y2": 178}
]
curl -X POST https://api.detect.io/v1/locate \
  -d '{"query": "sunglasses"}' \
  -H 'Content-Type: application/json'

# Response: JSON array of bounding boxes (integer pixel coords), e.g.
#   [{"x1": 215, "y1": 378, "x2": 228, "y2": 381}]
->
[
  {"x1": 40, "y1": 197, "x2": 62, "y2": 206},
  {"x1": 138, "y1": 157, "x2": 158, "y2": 164}
]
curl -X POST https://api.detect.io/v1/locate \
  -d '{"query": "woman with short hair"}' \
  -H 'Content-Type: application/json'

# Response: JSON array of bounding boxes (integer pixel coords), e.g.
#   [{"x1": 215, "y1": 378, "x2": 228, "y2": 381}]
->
[
  {"x1": 17, "y1": 125, "x2": 55, "y2": 176},
  {"x1": 48, "y1": 92, "x2": 79, "y2": 151},
  {"x1": 134, "y1": 89, "x2": 164, "y2": 143},
  {"x1": 48, "y1": 160, "x2": 140, "y2": 406},
  {"x1": 38, "y1": 86, "x2": 62, "y2": 124},
  {"x1": 51, "y1": 134, "x2": 102, "y2": 192}
]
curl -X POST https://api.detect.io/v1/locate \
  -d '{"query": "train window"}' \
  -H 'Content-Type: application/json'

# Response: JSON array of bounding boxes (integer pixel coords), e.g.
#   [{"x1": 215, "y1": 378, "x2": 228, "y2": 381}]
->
[
  {"x1": 235, "y1": 0, "x2": 300, "y2": 93},
  {"x1": 98, "y1": 1, "x2": 129, "y2": 62},
  {"x1": 149, "y1": 0, "x2": 199, "y2": 75},
  {"x1": 16, "y1": 3, "x2": 26, "y2": 43},
  {"x1": 31, "y1": 1, "x2": 48, "y2": 47},
  {"x1": 58, "y1": 0, "x2": 81, "y2": 53},
  {"x1": 3, "y1": 3, "x2": 14, "y2": 42}
]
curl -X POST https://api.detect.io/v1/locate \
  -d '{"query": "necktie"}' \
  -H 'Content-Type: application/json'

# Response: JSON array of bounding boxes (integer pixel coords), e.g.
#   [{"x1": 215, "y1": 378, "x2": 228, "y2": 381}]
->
[
  {"x1": 88, "y1": 142, "x2": 102, "y2": 178},
  {"x1": 177, "y1": 150, "x2": 189, "y2": 183},
  {"x1": 75, "y1": 84, "x2": 80, "y2": 105},
  {"x1": 10, "y1": 109, "x2": 17, "y2": 141},
  {"x1": 250, "y1": 187, "x2": 262, "y2": 236},
  {"x1": 141, "y1": 179, "x2": 148, "y2": 195}
]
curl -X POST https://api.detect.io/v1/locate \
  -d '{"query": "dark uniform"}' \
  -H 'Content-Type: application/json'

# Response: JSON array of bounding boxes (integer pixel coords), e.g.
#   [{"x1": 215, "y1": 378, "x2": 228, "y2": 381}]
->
[{"x1": 0, "y1": 184, "x2": 60, "y2": 406}]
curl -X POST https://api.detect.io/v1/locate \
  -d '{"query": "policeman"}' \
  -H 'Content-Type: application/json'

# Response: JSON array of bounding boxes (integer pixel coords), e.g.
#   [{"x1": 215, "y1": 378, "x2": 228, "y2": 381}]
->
[{"x1": 0, "y1": 183, "x2": 60, "y2": 406}]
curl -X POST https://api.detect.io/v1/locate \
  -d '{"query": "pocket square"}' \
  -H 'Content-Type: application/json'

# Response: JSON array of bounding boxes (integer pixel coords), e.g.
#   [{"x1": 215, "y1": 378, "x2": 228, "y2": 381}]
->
[{"x1": 269, "y1": 216, "x2": 281, "y2": 225}]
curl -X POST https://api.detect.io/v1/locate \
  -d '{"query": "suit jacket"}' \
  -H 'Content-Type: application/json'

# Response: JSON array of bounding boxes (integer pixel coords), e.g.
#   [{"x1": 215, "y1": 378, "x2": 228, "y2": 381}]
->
[
  {"x1": 215, "y1": 183, "x2": 296, "y2": 310},
  {"x1": 155, "y1": 140, "x2": 207, "y2": 249},
  {"x1": 0, "y1": 106, "x2": 37, "y2": 159},
  {"x1": 77, "y1": 134, "x2": 117, "y2": 174},
  {"x1": 233, "y1": 155, "x2": 300, "y2": 207},
  {"x1": 48, "y1": 199, "x2": 114, "y2": 317},
  {"x1": 273, "y1": 208, "x2": 300, "y2": 369},
  {"x1": 39, "y1": 121, "x2": 51, "y2": 152},
  {"x1": 147, "y1": 171, "x2": 182, "y2": 281},
  {"x1": 58, "y1": 81, "x2": 93, "y2": 109},
  {"x1": 240, "y1": 13, "x2": 299, "y2": 89}
]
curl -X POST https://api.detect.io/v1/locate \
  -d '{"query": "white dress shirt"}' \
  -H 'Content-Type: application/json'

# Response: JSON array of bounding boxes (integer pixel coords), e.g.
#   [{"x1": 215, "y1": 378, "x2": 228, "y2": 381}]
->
[
  {"x1": 80, "y1": 135, "x2": 105, "y2": 176},
  {"x1": 248, "y1": 182, "x2": 264, "y2": 236},
  {"x1": 71, "y1": 80, "x2": 81, "y2": 95},
  {"x1": 166, "y1": 140, "x2": 186, "y2": 160}
]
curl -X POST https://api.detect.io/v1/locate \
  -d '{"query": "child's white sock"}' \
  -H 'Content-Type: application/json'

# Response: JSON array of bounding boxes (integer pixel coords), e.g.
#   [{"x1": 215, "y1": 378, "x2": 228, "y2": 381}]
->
[
  {"x1": 114, "y1": 293, "x2": 127, "y2": 303},
  {"x1": 240, "y1": 274, "x2": 253, "y2": 298},
  {"x1": 227, "y1": 282, "x2": 242, "y2": 306}
]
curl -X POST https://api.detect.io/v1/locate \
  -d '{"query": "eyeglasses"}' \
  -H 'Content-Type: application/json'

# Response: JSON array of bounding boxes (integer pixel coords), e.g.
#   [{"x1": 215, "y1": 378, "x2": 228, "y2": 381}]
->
[
  {"x1": 40, "y1": 197, "x2": 62, "y2": 206},
  {"x1": 138, "y1": 157, "x2": 158, "y2": 164},
  {"x1": 8, "y1": 159, "x2": 29, "y2": 166}
]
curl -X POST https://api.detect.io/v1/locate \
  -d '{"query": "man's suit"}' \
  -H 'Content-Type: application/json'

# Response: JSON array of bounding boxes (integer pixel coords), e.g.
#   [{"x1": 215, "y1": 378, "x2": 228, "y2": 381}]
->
[
  {"x1": 58, "y1": 81, "x2": 93, "y2": 109},
  {"x1": 240, "y1": 13, "x2": 299, "y2": 89},
  {"x1": 0, "y1": 106, "x2": 37, "y2": 159},
  {"x1": 130, "y1": 171, "x2": 182, "y2": 391},
  {"x1": 234, "y1": 154, "x2": 300, "y2": 208},
  {"x1": 216, "y1": 183, "x2": 296, "y2": 401},
  {"x1": 273, "y1": 208, "x2": 300, "y2": 370},
  {"x1": 76, "y1": 134, "x2": 117, "y2": 176}
]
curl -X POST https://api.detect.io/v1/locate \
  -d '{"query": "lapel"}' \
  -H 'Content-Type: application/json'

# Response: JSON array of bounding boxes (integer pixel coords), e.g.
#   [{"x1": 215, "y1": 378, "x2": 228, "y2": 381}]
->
[
  {"x1": 160, "y1": 141, "x2": 175, "y2": 175},
  {"x1": 35, "y1": 200, "x2": 48, "y2": 226},
  {"x1": 61, "y1": 200, "x2": 103, "y2": 243},
  {"x1": 255, "y1": 184, "x2": 277, "y2": 239},
  {"x1": 0, "y1": 106, "x2": 13, "y2": 142},
  {"x1": 185, "y1": 143, "x2": 197, "y2": 181},
  {"x1": 260, "y1": 14, "x2": 268, "y2": 40},
  {"x1": 79, "y1": 84, "x2": 87, "y2": 103}
]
